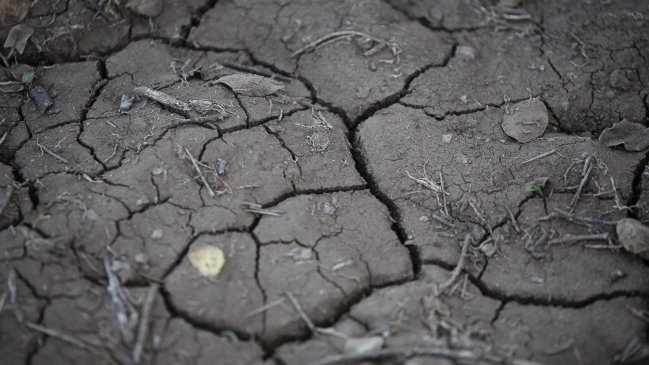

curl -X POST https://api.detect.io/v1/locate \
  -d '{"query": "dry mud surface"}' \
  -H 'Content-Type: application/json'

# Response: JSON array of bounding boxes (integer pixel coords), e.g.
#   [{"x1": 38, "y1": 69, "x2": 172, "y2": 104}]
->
[{"x1": 1, "y1": 0, "x2": 649, "y2": 364}]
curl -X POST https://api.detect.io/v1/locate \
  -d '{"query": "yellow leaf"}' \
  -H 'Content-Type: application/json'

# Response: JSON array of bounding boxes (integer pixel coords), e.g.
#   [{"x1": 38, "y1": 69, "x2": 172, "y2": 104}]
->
[{"x1": 188, "y1": 246, "x2": 225, "y2": 277}]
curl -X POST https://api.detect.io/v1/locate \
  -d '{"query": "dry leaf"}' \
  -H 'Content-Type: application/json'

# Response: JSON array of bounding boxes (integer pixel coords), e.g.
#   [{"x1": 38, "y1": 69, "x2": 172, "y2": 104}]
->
[
  {"x1": 599, "y1": 119, "x2": 649, "y2": 152},
  {"x1": 188, "y1": 245, "x2": 226, "y2": 276},
  {"x1": 4, "y1": 24, "x2": 33, "y2": 56},
  {"x1": 215, "y1": 73, "x2": 284, "y2": 97},
  {"x1": 501, "y1": 98, "x2": 548, "y2": 143}
]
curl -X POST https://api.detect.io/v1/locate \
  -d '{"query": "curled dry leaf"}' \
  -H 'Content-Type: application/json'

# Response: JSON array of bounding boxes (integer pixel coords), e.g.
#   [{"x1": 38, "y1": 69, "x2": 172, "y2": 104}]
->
[
  {"x1": 188, "y1": 245, "x2": 226, "y2": 276},
  {"x1": 599, "y1": 119, "x2": 649, "y2": 152},
  {"x1": 214, "y1": 73, "x2": 285, "y2": 97}
]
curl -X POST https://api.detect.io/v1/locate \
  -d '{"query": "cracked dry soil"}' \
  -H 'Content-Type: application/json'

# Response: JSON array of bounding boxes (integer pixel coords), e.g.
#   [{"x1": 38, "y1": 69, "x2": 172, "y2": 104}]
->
[{"x1": 1, "y1": 0, "x2": 649, "y2": 364}]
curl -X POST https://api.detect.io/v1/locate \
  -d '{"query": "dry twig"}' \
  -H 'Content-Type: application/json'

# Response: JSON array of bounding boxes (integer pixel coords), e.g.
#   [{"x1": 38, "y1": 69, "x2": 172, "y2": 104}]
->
[
  {"x1": 134, "y1": 86, "x2": 190, "y2": 115},
  {"x1": 292, "y1": 31, "x2": 401, "y2": 61},
  {"x1": 243, "y1": 202, "x2": 284, "y2": 216},
  {"x1": 438, "y1": 235, "x2": 471, "y2": 296},
  {"x1": 568, "y1": 156, "x2": 593, "y2": 214},
  {"x1": 36, "y1": 138, "x2": 69, "y2": 164},
  {"x1": 132, "y1": 283, "x2": 159, "y2": 364}
]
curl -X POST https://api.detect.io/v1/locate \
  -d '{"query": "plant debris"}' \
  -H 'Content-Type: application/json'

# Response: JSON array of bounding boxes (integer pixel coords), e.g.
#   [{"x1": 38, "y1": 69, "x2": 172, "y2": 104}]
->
[
  {"x1": 616, "y1": 218, "x2": 649, "y2": 260},
  {"x1": 212, "y1": 73, "x2": 285, "y2": 97},
  {"x1": 3, "y1": 24, "x2": 33, "y2": 57},
  {"x1": 501, "y1": 98, "x2": 548, "y2": 143},
  {"x1": 599, "y1": 119, "x2": 649, "y2": 152},
  {"x1": 134, "y1": 86, "x2": 190, "y2": 114}
]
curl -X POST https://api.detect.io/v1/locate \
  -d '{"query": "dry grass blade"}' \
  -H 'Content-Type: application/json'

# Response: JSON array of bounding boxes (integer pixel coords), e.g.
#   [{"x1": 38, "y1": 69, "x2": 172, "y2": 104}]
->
[
  {"x1": 243, "y1": 202, "x2": 284, "y2": 216},
  {"x1": 0, "y1": 292, "x2": 7, "y2": 314},
  {"x1": 437, "y1": 235, "x2": 471, "y2": 296},
  {"x1": 132, "y1": 283, "x2": 159, "y2": 364},
  {"x1": 25, "y1": 322, "x2": 118, "y2": 365},
  {"x1": 292, "y1": 31, "x2": 400, "y2": 60}
]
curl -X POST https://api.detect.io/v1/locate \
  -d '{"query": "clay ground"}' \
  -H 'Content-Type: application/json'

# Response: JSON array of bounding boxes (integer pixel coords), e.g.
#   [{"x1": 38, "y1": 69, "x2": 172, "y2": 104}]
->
[{"x1": 1, "y1": 0, "x2": 649, "y2": 364}]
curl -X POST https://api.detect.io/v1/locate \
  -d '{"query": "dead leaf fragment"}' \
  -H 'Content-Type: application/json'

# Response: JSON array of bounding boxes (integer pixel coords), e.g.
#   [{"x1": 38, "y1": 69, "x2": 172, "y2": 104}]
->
[
  {"x1": 188, "y1": 245, "x2": 226, "y2": 276},
  {"x1": 501, "y1": 98, "x2": 548, "y2": 143},
  {"x1": 214, "y1": 73, "x2": 284, "y2": 97},
  {"x1": 3, "y1": 24, "x2": 34, "y2": 56},
  {"x1": 599, "y1": 119, "x2": 649, "y2": 152}
]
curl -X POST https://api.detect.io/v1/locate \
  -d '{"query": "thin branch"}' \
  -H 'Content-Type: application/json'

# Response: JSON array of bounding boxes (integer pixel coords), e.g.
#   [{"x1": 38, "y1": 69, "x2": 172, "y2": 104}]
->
[
  {"x1": 25, "y1": 322, "x2": 118, "y2": 365},
  {"x1": 569, "y1": 157, "x2": 593, "y2": 214},
  {"x1": 132, "y1": 283, "x2": 159, "y2": 364},
  {"x1": 36, "y1": 138, "x2": 70, "y2": 164},
  {"x1": 185, "y1": 147, "x2": 216, "y2": 198},
  {"x1": 438, "y1": 235, "x2": 471, "y2": 296},
  {"x1": 521, "y1": 149, "x2": 556, "y2": 165}
]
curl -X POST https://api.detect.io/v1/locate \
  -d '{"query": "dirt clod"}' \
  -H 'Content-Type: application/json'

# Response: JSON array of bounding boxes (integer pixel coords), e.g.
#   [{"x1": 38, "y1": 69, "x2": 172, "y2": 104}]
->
[{"x1": 616, "y1": 218, "x2": 649, "y2": 260}]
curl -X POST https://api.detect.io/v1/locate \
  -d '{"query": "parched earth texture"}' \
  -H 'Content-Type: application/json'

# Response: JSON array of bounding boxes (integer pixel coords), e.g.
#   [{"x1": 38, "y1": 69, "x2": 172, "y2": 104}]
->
[{"x1": 1, "y1": 0, "x2": 649, "y2": 364}]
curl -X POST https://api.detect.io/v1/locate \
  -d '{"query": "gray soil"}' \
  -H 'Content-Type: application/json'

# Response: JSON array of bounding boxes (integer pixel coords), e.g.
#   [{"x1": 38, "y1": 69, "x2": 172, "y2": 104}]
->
[{"x1": 1, "y1": 0, "x2": 648, "y2": 364}]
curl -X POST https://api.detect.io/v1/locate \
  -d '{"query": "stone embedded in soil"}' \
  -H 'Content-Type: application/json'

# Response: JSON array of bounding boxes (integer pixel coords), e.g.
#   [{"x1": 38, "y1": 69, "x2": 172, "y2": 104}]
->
[
  {"x1": 20, "y1": 62, "x2": 101, "y2": 133},
  {"x1": 358, "y1": 104, "x2": 644, "y2": 265},
  {"x1": 189, "y1": 0, "x2": 455, "y2": 120},
  {"x1": 616, "y1": 218, "x2": 649, "y2": 260},
  {"x1": 599, "y1": 119, "x2": 649, "y2": 152},
  {"x1": 501, "y1": 98, "x2": 548, "y2": 143}
]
